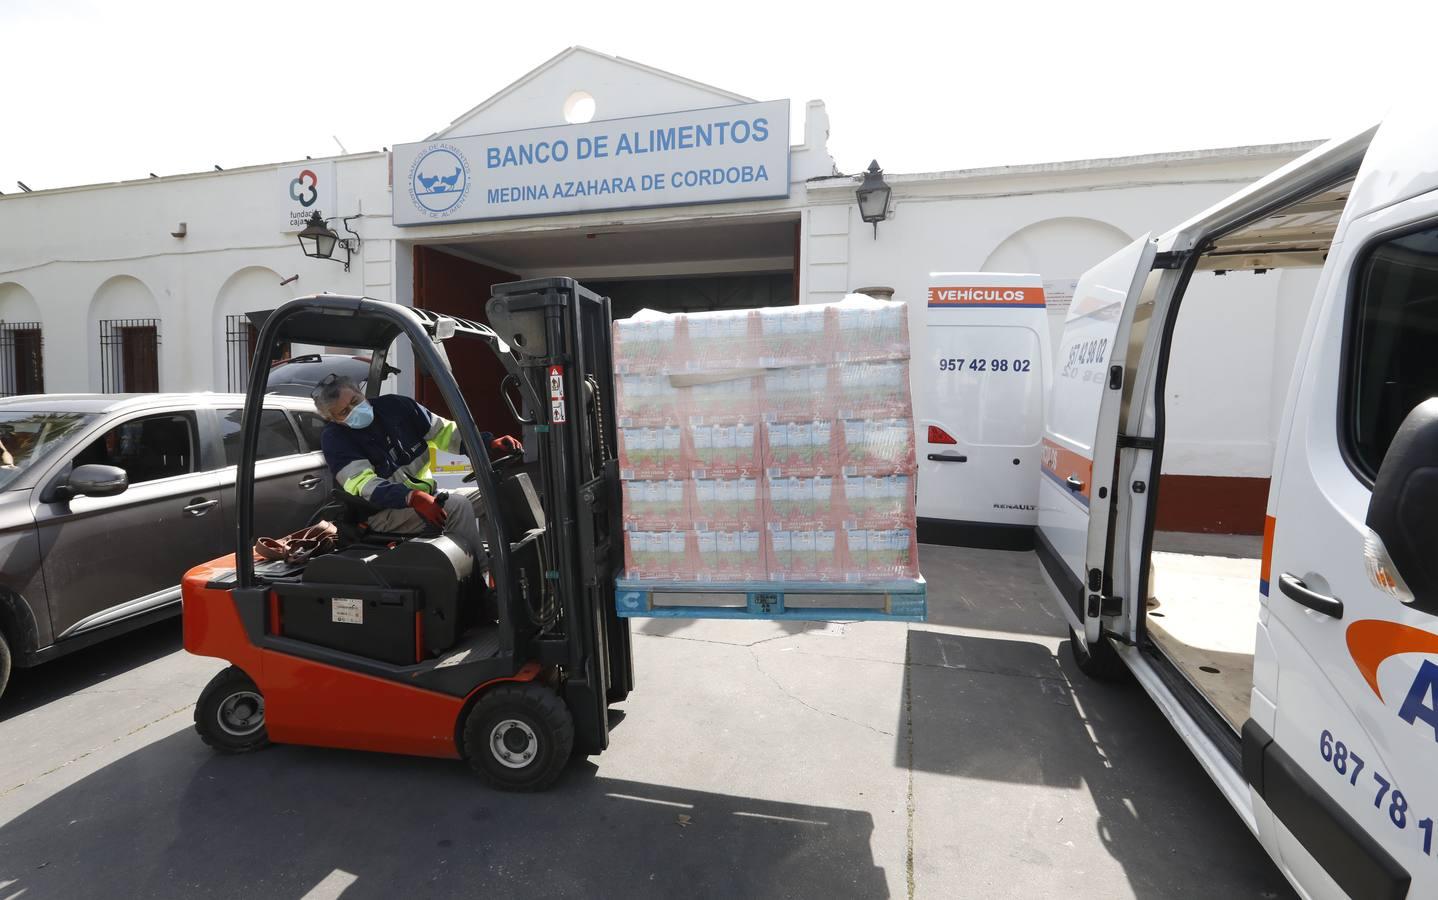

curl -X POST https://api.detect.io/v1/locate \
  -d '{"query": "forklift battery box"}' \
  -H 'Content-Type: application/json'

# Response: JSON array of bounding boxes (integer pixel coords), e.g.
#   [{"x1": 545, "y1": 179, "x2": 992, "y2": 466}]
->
[
  {"x1": 275, "y1": 536, "x2": 473, "y2": 663},
  {"x1": 275, "y1": 582, "x2": 421, "y2": 665}
]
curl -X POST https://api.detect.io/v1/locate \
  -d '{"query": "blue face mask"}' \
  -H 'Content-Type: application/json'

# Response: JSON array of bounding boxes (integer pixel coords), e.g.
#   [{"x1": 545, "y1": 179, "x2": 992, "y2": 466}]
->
[{"x1": 343, "y1": 400, "x2": 375, "y2": 429}]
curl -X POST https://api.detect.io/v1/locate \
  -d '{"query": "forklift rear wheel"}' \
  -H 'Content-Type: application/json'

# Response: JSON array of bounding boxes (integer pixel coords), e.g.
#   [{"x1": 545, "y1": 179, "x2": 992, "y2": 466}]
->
[
  {"x1": 194, "y1": 667, "x2": 270, "y2": 753},
  {"x1": 462, "y1": 683, "x2": 574, "y2": 792},
  {"x1": 1069, "y1": 627, "x2": 1128, "y2": 682}
]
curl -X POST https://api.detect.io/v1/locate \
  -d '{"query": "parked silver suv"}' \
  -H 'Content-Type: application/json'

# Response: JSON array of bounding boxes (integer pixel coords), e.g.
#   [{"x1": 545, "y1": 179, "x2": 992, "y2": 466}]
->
[{"x1": 0, "y1": 393, "x2": 333, "y2": 700}]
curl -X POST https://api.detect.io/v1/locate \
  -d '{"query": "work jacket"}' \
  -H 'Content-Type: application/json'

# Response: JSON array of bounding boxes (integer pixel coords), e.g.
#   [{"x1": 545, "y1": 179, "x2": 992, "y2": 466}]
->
[{"x1": 320, "y1": 395, "x2": 462, "y2": 510}]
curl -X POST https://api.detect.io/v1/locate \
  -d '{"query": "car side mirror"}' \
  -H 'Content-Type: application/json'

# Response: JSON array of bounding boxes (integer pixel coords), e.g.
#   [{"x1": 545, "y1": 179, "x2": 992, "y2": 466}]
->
[
  {"x1": 1365, "y1": 398, "x2": 1438, "y2": 615},
  {"x1": 66, "y1": 464, "x2": 129, "y2": 499}
]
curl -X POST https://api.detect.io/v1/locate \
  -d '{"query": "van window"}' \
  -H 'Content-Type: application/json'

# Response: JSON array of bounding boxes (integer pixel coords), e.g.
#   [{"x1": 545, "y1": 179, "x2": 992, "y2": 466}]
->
[
  {"x1": 1346, "y1": 223, "x2": 1438, "y2": 479},
  {"x1": 220, "y1": 409, "x2": 300, "y2": 465}
]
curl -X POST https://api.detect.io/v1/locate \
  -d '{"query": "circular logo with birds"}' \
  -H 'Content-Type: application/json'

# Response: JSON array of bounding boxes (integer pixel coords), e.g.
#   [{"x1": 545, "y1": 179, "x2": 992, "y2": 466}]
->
[{"x1": 409, "y1": 145, "x2": 470, "y2": 217}]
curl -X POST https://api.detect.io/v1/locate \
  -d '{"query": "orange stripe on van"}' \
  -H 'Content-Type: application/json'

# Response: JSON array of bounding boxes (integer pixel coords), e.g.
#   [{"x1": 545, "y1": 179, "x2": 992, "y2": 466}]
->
[
  {"x1": 1259, "y1": 515, "x2": 1276, "y2": 596},
  {"x1": 1346, "y1": 619, "x2": 1438, "y2": 700},
  {"x1": 928, "y1": 286, "x2": 1047, "y2": 309},
  {"x1": 1041, "y1": 438, "x2": 1092, "y2": 508}
]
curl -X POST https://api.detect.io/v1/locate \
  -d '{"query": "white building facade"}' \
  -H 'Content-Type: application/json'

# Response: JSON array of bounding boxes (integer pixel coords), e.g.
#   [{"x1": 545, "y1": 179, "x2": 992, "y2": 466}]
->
[{"x1": 0, "y1": 47, "x2": 1320, "y2": 532}]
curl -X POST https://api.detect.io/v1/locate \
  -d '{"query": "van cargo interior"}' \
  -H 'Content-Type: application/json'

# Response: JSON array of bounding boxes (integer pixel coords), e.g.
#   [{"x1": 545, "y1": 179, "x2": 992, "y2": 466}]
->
[{"x1": 1144, "y1": 175, "x2": 1354, "y2": 732}]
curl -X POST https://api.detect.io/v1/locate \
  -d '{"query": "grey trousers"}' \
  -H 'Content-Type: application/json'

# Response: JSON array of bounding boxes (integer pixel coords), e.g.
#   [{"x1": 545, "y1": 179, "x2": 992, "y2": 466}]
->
[{"x1": 366, "y1": 488, "x2": 486, "y2": 560}]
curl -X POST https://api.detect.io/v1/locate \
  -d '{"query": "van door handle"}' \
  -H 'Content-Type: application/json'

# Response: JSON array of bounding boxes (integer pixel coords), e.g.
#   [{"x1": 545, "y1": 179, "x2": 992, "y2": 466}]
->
[
  {"x1": 184, "y1": 498, "x2": 220, "y2": 517},
  {"x1": 298, "y1": 475, "x2": 323, "y2": 491},
  {"x1": 1066, "y1": 475, "x2": 1085, "y2": 491},
  {"x1": 926, "y1": 454, "x2": 967, "y2": 463},
  {"x1": 1278, "y1": 573, "x2": 1344, "y2": 619}
]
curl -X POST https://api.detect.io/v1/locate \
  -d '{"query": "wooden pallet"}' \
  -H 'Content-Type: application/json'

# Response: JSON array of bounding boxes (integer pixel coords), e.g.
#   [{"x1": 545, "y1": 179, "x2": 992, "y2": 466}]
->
[{"x1": 615, "y1": 574, "x2": 926, "y2": 621}]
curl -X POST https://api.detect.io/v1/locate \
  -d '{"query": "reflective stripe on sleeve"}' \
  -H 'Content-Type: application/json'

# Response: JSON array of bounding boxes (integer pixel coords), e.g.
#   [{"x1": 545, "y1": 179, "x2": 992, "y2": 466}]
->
[
  {"x1": 338, "y1": 460, "x2": 382, "y2": 499},
  {"x1": 430, "y1": 419, "x2": 460, "y2": 454}
]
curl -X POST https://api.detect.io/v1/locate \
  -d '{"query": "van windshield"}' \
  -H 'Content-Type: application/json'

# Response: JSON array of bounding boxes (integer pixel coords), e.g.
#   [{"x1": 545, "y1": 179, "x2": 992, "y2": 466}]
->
[{"x1": 0, "y1": 412, "x2": 97, "y2": 491}]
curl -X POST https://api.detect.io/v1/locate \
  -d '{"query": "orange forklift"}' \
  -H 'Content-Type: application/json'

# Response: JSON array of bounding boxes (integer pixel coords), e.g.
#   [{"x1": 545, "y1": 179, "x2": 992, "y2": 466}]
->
[{"x1": 182, "y1": 277, "x2": 633, "y2": 791}]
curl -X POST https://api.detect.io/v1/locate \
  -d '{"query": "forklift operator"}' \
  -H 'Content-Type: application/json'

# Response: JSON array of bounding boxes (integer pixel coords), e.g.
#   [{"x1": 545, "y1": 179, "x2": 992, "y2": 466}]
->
[{"x1": 312, "y1": 374, "x2": 521, "y2": 558}]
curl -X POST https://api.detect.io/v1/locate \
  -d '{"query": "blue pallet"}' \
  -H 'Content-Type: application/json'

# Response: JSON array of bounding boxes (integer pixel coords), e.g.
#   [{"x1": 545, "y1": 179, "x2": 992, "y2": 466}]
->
[{"x1": 615, "y1": 573, "x2": 926, "y2": 621}]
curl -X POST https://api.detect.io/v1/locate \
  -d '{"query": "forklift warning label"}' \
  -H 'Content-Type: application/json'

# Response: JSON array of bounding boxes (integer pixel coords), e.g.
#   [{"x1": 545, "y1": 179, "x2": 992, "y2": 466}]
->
[
  {"x1": 549, "y1": 365, "x2": 567, "y2": 424},
  {"x1": 331, "y1": 598, "x2": 363, "y2": 625}
]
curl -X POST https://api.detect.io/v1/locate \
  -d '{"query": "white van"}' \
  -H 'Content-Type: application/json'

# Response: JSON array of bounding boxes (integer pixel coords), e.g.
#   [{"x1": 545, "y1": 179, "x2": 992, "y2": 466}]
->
[
  {"x1": 916, "y1": 273, "x2": 1050, "y2": 549},
  {"x1": 1038, "y1": 110, "x2": 1438, "y2": 899}
]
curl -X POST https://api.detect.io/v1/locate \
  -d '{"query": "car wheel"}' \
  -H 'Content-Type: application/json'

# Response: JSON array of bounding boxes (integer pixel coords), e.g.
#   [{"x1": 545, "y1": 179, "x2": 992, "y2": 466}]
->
[
  {"x1": 194, "y1": 666, "x2": 270, "y2": 753},
  {"x1": 1069, "y1": 627, "x2": 1128, "y2": 682},
  {"x1": 461, "y1": 683, "x2": 573, "y2": 792},
  {"x1": 0, "y1": 631, "x2": 10, "y2": 702}
]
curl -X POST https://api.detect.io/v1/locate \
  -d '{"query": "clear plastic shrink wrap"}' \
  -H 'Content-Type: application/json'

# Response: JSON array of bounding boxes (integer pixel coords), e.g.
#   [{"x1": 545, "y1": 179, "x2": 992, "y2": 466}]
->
[{"x1": 615, "y1": 295, "x2": 918, "y2": 583}]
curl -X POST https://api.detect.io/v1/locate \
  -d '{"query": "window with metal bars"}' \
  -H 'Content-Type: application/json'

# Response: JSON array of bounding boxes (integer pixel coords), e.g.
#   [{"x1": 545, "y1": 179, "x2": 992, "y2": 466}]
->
[
  {"x1": 224, "y1": 314, "x2": 256, "y2": 392},
  {"x1": 99, "y1": 318, "x2": 160, "y2": 393},
  {"x1": 0, "y1": 322, "x2": 44, "y2": 396},
  {"x1": 224, "y1": 314, "x2": 292, "y2": 391}
]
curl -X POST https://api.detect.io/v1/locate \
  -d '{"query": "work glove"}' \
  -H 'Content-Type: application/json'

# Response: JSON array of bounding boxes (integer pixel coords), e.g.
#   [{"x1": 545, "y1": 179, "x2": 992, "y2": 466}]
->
[
  {"x1": 489, "y1": 434, "x2": 523, "y2": 455},
  {"x1": 408, "y1": 490, "x2": 447, "y2": 527}
]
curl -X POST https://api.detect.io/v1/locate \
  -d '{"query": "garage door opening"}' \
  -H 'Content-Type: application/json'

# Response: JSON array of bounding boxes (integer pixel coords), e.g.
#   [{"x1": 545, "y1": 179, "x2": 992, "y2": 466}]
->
[{"x1": 410, "y1": 215, "x2": 799, "y2": 436}]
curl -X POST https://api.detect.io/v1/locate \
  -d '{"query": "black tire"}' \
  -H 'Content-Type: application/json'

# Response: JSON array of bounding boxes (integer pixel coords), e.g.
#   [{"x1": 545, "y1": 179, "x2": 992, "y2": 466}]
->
[
  {"x1": 1069, "y1": 627, "x2": 1128, "y2": 682},
  {"x1": 194, "y1": 666, "x2": 270, "y2": 753},
  {"x1": 0, "y1": 631, "x2": 11, "y2": 703},
  {"x1": 461, "y1": 683, "x2": 574, "y2": 792}
]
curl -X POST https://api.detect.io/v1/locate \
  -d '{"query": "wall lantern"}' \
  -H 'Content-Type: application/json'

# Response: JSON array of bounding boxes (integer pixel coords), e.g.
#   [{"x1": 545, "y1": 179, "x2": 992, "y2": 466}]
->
[
  {"x1": 297, "y1": 211, "x2": 361, "y2": 271},
  {"x1": 856, "y1": 160, "x2": 892, "y2": 238}
]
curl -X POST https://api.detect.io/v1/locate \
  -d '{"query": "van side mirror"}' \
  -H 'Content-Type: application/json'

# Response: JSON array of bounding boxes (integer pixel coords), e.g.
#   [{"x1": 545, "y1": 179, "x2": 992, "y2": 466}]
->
[
  {"x1": 66, "y1": 464, "x2": 129, "y2": 499},
  {"x1": 1366, "y1": 398, "x2": 1438, "y2": 615}
]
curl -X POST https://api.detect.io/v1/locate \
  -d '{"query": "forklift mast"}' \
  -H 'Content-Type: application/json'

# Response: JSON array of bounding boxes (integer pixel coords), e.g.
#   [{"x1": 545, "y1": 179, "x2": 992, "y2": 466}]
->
[{"x1": 487, "y1": 277, "x2": 632, "y2": 755}]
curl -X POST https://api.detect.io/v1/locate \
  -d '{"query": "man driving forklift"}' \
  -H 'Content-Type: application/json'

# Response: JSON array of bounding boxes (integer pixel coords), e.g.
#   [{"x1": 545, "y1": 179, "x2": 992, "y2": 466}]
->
[{"x1": 311, "y1": 373, "x2": 521, "y2": 558}]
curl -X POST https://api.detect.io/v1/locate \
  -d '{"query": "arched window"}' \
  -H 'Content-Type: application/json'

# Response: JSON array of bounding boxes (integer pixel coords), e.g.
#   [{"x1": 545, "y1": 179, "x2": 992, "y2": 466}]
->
[
  {"x1": 89, "y1": 276, "x2": 161, "y2": 392},
  {"x1": 215, "y1": 267, "x2": 293, "y2": 391},
  {"x1": 0, "y1": 283, "x2": 44, "y2": 396}
]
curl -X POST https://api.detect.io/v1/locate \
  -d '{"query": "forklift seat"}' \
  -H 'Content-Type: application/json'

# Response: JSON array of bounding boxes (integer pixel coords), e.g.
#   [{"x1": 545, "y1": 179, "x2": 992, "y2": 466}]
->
[{"x1": 322, "y1": 488, "x2": 421, "y2": 546}]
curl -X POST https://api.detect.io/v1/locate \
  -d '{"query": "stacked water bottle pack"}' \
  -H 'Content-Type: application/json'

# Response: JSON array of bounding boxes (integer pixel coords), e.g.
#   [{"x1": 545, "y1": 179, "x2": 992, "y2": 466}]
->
[{"x1": 614, "y1": 294, "x2": 919, "y2": 584}]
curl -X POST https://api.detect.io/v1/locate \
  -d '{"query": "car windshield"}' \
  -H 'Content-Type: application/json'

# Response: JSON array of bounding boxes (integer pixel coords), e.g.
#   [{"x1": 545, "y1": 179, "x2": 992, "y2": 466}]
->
[{"x1": 0, "y1": 412, "x2": 97, "y2": 491}]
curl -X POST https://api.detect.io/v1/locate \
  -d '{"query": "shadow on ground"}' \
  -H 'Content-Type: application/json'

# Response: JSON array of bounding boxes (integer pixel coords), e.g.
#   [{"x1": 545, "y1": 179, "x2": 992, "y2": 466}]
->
[
  {"x1": 0, "y1": 727, "x2": 886, "y2": 899},
  {"x1": 635, "y1": 618, "x2": 814, "y2": 640},
  {"x1": 916, "y1": 545, "x2": 1067, "y2": 635},
  {"x1": 901, "y1": 629, "x2": 1294, "y2": 898},
  {"x1": 0, "y1": 618, "x2": 182, "y2": 721}
]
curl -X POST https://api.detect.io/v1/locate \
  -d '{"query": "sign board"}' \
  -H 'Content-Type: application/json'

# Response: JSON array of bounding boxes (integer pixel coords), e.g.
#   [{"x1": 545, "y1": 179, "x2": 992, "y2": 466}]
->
[
  {"x1": 1042, "y1": 277, "x2": 1078, "y2": 317},
  {"x1": 277, "y1": 161, "x2": 336, "y2": 232},
  {"x1": 391, "y1": 100, "x2": 790, "y2": 225}
]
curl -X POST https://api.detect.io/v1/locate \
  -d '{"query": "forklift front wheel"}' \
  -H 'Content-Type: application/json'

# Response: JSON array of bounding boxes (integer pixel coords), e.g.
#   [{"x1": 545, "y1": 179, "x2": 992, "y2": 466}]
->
[
  {"x1": 462, "y1": 684, "x2": 574, "y2": 792},
  {"x1": 194, "y1": 666, "x2": 271, "y2": 754}
]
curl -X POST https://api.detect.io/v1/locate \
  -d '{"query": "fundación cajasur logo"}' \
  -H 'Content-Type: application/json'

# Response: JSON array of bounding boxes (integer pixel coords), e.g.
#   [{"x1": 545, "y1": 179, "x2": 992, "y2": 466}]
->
[
  {"x1": 289, "y1": 169, "x2": 319, "y2": 207},
  {"x1": 408, "y1": 144, "x2": 470, "y2": 219}
]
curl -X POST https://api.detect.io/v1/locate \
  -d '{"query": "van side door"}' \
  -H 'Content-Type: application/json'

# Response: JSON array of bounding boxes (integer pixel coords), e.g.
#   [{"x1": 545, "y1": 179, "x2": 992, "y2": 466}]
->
[
  {"x1": 1035, "y1": 235, "x2": 1155, "y2": 643},
  {"x1": 1255, "y1": 184, "x2": 1438, "y2": 898}
]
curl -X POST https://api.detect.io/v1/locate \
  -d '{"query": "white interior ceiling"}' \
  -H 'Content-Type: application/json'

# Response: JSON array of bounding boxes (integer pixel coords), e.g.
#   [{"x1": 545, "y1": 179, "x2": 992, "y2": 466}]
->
[
  {"x1": 1198, "y1": 177, "x2": 1355, "y2": 271},
  {"x1": 428, "y1": 214, "x2": 798, "y2": 280}
]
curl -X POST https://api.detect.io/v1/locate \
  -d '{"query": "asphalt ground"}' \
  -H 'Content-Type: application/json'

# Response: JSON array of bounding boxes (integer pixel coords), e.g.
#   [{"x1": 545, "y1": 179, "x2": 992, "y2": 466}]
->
[{"x1": 0, "y1": 544, "x2": 1295, "y2": 899}]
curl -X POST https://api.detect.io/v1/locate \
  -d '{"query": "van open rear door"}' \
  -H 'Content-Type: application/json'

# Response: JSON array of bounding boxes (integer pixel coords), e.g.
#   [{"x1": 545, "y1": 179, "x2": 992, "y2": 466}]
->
[{"x1": 1036, "y1": 235, "x2": 1155, "y2": 644}]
